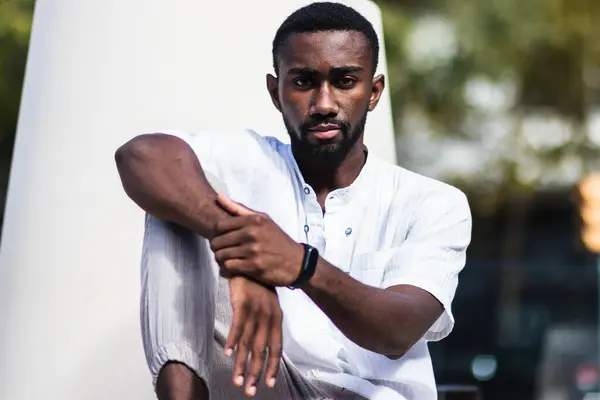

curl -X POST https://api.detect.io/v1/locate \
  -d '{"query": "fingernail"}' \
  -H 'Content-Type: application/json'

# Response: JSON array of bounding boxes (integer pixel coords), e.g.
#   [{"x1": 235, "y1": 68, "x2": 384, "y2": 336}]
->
[
  {"x1": 247, "y1": 386, "x2": 256, "y2": 396},
  {"x1": 224, "y1": 348, "x2": 232, "y2": 357},
  {"x1": 235, "y1": 375, "x2": 244, "y2": 386},
  {"x1": 267, "y1": 378, "x2": 276, "y2": 387}
]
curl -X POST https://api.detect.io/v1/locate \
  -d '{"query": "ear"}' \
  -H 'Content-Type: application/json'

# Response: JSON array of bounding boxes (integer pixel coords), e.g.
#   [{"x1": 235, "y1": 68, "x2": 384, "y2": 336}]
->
[
  {"x1": 368, "y1": 74, "x2": 385, "y2": 112},
  {"x1": 266, "y1": 74, "x2": 281, "y2": 112}
]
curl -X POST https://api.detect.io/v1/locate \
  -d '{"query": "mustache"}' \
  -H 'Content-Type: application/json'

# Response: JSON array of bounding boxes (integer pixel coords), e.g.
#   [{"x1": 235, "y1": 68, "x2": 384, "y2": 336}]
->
[{"x1": 300, "y1": 118, "x2": 350, "y2": 133}]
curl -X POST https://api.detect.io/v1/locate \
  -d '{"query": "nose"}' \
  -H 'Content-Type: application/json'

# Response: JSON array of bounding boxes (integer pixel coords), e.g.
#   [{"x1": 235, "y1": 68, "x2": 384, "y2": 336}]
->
[{"x1": 309, "y1": 83, "x2": 338, "y2": 117}]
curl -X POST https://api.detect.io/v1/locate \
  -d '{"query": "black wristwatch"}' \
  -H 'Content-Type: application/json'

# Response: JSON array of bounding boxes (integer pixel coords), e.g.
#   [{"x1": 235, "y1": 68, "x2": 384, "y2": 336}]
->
[{"x1": 288, "y1": 243, "x2": 319, "y2": 289}]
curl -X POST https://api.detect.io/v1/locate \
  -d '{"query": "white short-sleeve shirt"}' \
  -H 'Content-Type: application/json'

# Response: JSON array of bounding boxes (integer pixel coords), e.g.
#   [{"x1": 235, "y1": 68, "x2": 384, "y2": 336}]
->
[{"x1": 160, "y1": 129, "x2": 472, "y2": 400}]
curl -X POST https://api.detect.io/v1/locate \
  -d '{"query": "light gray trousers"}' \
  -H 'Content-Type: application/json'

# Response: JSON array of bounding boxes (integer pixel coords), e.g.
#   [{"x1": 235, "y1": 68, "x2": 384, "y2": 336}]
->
[{"x1": 140, "y1": 215, "x2": 366, "y2": 399}]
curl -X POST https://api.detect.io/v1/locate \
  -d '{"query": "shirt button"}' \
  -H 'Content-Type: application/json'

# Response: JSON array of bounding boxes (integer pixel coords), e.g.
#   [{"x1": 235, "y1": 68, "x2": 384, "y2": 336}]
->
[
  {"x1": 304, "y1": 225, "x2": 310, "y2": 233},
  {"x1": 304, "y1": 187, "x2": 310, "y2": 195},
  {"x1": 345, "y1": 227, "x2": 352, "y2": 236}
]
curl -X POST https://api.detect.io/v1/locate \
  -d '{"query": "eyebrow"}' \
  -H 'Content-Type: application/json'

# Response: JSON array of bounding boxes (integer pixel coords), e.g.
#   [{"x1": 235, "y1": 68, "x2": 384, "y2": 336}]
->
[{"x1": 287, "y1": 66, "x2": 364, "y2": 75}]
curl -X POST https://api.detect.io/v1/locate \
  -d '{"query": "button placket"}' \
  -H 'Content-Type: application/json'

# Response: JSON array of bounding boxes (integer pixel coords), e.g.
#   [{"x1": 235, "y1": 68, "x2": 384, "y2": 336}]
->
[
  {"x1": 302, "y1": 188, "x2": 326, "y2": 253},
  {"x1": 321, "y1": 210, "x2": 351, "y2": 273}
]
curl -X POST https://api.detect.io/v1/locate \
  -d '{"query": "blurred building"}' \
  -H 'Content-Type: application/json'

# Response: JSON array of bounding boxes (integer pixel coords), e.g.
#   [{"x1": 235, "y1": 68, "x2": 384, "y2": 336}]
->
[{"x1": 381, "y1": 1, "x2": 600, "y2": 398}]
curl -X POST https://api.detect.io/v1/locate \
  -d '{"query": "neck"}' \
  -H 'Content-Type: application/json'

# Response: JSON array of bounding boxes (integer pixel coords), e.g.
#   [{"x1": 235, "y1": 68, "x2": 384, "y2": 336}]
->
[{"x1": 293, "y1": 140, "x2": 367, "y2": 196}]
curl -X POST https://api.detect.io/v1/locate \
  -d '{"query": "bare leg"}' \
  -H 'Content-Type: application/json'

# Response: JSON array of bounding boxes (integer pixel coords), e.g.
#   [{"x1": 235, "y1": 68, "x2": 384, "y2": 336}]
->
[
  {"x1": 141, "y1": 214, "x2": 367, "y2": 400},
  {"x1": 156, "y1": 362, "x2": 209, "y2": 400}
]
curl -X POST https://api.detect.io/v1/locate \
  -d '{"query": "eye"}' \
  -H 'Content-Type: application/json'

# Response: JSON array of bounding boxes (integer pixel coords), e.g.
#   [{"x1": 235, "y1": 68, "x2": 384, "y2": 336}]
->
[
  {"x1": 337, "y1": 77, "x2": 357, "y2": 88},
  {"x1": 292, "y1": 77, "x2": 313, "y2": 89}
]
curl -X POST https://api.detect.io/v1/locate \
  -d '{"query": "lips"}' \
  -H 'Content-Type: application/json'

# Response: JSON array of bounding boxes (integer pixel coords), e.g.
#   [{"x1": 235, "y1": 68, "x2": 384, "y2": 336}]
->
[{"x1": 308, "y1": 124, "x2": 341, "y2": 140}]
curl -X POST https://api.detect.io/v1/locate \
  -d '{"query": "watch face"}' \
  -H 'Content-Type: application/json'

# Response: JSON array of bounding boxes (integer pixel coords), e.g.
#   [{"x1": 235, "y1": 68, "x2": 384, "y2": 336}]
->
[
  {"x1": 289, "y1": 244, "x2": 318, "y2": 289},
  {"x1": 307, "y1": 246, "x2": 319, "y2": 264}
]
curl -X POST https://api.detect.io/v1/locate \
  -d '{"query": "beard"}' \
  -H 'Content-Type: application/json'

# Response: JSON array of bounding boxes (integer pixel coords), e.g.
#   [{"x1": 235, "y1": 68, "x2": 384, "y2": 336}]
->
[{"x1": 284, "y1": 110, "x2": 368, "y2": 166}]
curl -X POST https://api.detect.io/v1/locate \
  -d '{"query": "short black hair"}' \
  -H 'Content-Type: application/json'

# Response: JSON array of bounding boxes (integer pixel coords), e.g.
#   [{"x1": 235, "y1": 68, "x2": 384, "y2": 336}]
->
[{"x1": 272, "y1": 2, "x2": 380, "y2": 76}]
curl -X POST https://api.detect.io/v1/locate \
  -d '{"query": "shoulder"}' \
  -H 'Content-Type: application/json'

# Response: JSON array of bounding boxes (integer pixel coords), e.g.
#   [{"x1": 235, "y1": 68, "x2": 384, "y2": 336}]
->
[
  {"x1": 369, "y1": 157, "x2": 470, "y2": 221},
  {"x1": 159, "y1": 128, "x2": 283, "y2": 150},
  {"x1": 156, "y1": 128, "x2": 287, "y2": 162}
]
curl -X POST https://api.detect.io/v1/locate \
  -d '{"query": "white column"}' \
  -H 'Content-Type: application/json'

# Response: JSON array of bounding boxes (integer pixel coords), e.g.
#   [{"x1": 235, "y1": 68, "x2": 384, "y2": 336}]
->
[{"x1": 0, "y1": 1, "x2": 395, "y2": 399}]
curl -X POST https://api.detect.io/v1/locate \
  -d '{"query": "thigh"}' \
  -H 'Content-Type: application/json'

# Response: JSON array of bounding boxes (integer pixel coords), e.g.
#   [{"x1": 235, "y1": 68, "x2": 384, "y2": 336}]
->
[
  {"x1": 207, "y1": 340, "x2": 332, "y2": 400},
  {"x1": 210, "y1": 277, "x2": 318, "y2": 399},
  {"x1": 210, "y1": 277, "x2": 364, "y2": 400},
  {"x1": 311, "y1": 381, "x2": 370, "y2": 400},
  {"x1": 141, "y1": 216, "x2": 219, "y2": 385}
]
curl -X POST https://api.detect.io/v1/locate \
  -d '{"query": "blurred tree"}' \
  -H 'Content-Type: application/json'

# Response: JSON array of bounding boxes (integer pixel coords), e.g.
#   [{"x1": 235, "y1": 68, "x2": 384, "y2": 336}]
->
[
  {"x1": 0, "y1": 0, "x2": 599, "y2": 225},
  {"x1": 375, "y1": 0, "x2": 600, "y2": 349},
  {"x1": 376, "y1": 0, "x2": 600, "y2": 200},
  {"x1": 0, "y1": 0, "x2": 34, "y2": 233}
]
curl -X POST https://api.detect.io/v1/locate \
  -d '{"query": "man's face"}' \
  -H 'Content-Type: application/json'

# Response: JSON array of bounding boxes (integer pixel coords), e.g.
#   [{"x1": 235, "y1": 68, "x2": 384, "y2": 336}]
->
[{"x1": 267, "y1": 30, "x2": 384, "y2": 162}]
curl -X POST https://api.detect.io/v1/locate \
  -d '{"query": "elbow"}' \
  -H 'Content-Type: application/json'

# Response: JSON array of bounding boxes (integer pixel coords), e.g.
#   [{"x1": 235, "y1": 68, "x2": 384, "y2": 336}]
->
[
  {"x1": 114, "y1": 134, "x2": 174, "y2": 201},
  {"x1": 384, "y1": 342, "x2": 410, "y2": 360},
  {"x1": 115, "y1": 133, "x2": 182, "y2": 178},
  {"x1": 114, "y1": 134, "x2": 157, "y2": 173},
  {"x1": 382, "y1": 335, "x2": 417, "y2": 360},
  {"x1": 353, "y1": 323, "x2": 415, "y2": 359},
  {"x1": 358, "y1": 335, "x2": 411, "y2": 359},
  {"x1": 386, "y1": 351, "x2": 407, "y2": 360}
]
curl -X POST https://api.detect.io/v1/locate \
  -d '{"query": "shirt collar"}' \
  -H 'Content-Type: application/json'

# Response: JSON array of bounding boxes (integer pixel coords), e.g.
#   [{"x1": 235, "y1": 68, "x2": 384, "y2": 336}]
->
[{"x1": 284, "y1": 144, "x2": 374, "y2": 205}]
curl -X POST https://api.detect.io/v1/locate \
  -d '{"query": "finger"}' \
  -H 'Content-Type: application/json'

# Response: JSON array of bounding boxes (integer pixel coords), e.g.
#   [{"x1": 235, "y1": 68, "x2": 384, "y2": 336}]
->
[
  {"x1": 214, "y1": 215, "x2": 261, "y2": 236},
  {"x1": 264, "y1": 310, "x2": 283, "y2": 388},
  {"x1": 245, "y1": 319, "x2": 270, "y2": 396},
  {"x1": 216, "y1": 193, "x2": 243, "y2": 215},
  {"x1": 213, "y1": 246, "x2": 250, "y2": 266},
  {"x1": 222, "y1": 258, "x2": 255, "y2": 278},
  {"x1": 210, "y1": 229, "x2": 251, "y2": 252},
  {"x1": 217, "y1": 193, "x2": 256, "y2": 216},
  {"x1": 225, "y1": 301, "x2": 247, "y2": 357},
  {"x1": 233, "y1": 318, "x2": 257, "y2": 391},
  {"x1": 214, "y1": 215, "x2": 247, "y2": 235},
  {"x1": 219, "y1": 268, "x2": 233, "y2": 279}
]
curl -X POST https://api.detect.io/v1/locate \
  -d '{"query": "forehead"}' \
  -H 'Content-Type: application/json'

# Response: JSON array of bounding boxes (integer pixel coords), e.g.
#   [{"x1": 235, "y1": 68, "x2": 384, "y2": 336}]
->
[{"x1": 279, "y1": 30, "x2": 372, "y2": 72}]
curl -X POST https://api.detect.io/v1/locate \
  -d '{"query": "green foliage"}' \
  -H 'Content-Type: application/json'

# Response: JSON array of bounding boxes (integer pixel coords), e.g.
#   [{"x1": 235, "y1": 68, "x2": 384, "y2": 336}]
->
[
  {"x1": 0, "y1": 0, "x2": 33, "y2": 157},
  {"x1": 379, "y1": 0, "x2": 600, "y2": 119},
  {"x1": 0, "y1": 0, "x2": 34, "y2": 228},
  {"x1": 0, "y1": 0, "x2": 599, "y2": 221},
  {"x1": 375, "y1": 0, "x2": 600, "y2": 202}
]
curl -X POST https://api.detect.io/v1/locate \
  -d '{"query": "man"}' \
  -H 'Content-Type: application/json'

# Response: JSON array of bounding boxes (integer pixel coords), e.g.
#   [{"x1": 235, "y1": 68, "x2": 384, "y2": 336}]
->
[{"x1": 115, "y1": 2, "x2": 471, "y2": 399}]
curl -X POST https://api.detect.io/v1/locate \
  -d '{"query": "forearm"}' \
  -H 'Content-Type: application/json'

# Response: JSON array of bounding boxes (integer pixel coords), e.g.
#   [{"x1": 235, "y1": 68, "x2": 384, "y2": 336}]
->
[
  {"x1": 302, "y1": 259, "x2": 426, "y2": 357},
  {"x1": 115, "y1": 133, "x2": 226, "y2": 239}
]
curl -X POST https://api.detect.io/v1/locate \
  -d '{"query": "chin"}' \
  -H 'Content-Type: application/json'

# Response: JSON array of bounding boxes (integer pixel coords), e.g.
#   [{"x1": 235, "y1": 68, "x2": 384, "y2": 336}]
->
[
  {"x1": 312, "y1": 142, "x2": 342, "y2": 153},
  {"x1": 308, "y1": 144, "x2": 348, "y2": 163},
  {"x1": 290, "y1": 133, "x2": 351, "y2": 163}
]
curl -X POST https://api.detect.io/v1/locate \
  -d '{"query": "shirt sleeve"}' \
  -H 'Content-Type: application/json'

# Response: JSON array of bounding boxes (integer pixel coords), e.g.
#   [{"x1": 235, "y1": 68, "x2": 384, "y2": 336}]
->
[
  {"x1": 156, "y1": 129, "x2": 287, "y2": 200},
  {"x1": 381, "y1": 187, "x2": 472, "y2": 342}
]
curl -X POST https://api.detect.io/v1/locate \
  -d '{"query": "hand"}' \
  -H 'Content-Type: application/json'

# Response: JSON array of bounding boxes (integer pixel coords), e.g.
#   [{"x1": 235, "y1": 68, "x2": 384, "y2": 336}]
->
[
  {"x1": 210, "y1": 193, "x2": 304, "y2": 287},
  {"x1": 226, "y1": 276, "x2": 283, "y2": 397}
]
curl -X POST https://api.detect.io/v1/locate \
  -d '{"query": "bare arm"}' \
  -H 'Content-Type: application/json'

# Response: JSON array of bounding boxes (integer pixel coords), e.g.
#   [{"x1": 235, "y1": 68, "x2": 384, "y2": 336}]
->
[
  {"x1": 301, "y1": 195, "x2": 470, "y2": 358},
  {"x1": 210, "y1": 197, "x2": 442, "y2": 358},
  {"x1": 210, "y1": 205, "x2": 442, "y2": 358},
  {"x1": 211, "y1": 192, "x2": 471, "y2": 360},
  {"x1": 115, "y1": 133, "x2": 284, "y2": 395},
  {"x1": 302, "y1": 260, "x2": 442, "y2": 358},
  {"x1": 115, "y1": 133, "x2": 226, "y2": 237}
]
